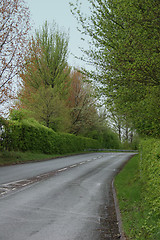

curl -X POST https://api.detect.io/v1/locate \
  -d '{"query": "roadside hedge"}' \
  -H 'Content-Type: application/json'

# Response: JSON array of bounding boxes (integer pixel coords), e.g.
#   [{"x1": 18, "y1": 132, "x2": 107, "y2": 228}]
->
[
  {"x1": 1, "y1": 119, "x2": 101, "y2": 154},
  {"x1": 139, "y1": 138, "x2": 160, "y2": 239}
]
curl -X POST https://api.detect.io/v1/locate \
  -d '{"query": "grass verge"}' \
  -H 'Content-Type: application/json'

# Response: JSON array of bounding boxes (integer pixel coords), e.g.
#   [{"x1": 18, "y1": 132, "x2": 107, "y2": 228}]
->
[
  {"x1": 0, "y1": 150, "x2": 86, "y2": 166},
  {"x1": 114, "y1": 154, "x2": 153, "y2": 240},
  {"x1": 0, "y1": 150, "x2": 136, "y2": 166}
]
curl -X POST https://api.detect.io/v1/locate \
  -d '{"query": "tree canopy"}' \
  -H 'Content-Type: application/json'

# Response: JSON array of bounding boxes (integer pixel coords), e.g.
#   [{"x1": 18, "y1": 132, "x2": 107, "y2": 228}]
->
[
  {"x1": 0, "y1": 0, "x2": 30, "y2": 110},
  {"x1": 70, "y1": 0, "x2": 160, "y2": 137},
  {"x1": 67, "y1": 70, "x2": 99, "y2": 135},
  {"x1": 20, "y1": 21, "x2": 71, "y2": 95},
  {"x1": 19, "y1": 21, "x2": 72, "y2": 132}
]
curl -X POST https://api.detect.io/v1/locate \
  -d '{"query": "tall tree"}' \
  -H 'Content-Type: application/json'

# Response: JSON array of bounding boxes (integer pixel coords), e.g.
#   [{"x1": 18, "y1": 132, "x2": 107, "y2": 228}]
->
[
  {"x1": 19, "y1": 21, "x2": 72, "y2": 132},
  {"x1": 0, "y1": 0, "x2": 30, "y2": 110},
  {"x1": 70, "y1": 0, "x2": 160, "y2": 137},
  {"x1": 20, "y1": 21, "x2": 71, "y2": 97},
  {"x1": 67, "y1": 70, "x2": 99, "y2": 135}
]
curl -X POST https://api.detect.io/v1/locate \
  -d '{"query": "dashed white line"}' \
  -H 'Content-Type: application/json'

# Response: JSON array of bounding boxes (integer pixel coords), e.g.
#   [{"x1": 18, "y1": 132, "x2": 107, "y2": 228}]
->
[
  {"x1": 70, "y1": 164, "x2": 77, "y2": 168},
  {"x1": 41, "y1": 173, "x2": 49, "y2": 177},
  {"x1": 0, "y1": 157, "x2": 100, "y2": 197},
  {"x1": 1, "y1": 192, "x2": 6, "y2": 195},
  {"x1": 22, "y1": 183, "x2": 31, "y2": 186},
  {"x1": 3, "y1": 179, "x2": 27, "y2": 186},
  {"x1": 80, "y1": 162, "x2": 85, "y2": 165},
  {"x1": 58, "y1": 167, "x2": 68, "y2": 172}
]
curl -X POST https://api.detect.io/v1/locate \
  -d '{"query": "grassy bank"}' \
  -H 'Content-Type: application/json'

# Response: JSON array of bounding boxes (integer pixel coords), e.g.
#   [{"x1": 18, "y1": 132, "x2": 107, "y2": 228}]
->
[
  {"x1": 0, "y1": 150, "x2": 86, "y2": 166},
  {"x1": 0, "y1": 149, "x2": 137, "y2": 166},
  {"x1": 115, "y1": 153, "x2": 160, "y2": 240}
]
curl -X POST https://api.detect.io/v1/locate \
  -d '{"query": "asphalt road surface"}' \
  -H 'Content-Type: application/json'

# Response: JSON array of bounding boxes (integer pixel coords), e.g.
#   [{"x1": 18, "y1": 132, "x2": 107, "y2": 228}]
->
[{"x1": 0, "y1": 152, "x2": 134, "y2": 240}]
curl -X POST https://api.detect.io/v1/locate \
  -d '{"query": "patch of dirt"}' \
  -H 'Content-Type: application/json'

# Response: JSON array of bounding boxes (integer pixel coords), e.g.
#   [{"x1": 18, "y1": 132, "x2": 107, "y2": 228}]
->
[
  {"x1": 98, "y1": 183, "x2": 122, "y2": 240},
  {"x1": 97, "y1": 155, "x2": 135, "y2": 240}
]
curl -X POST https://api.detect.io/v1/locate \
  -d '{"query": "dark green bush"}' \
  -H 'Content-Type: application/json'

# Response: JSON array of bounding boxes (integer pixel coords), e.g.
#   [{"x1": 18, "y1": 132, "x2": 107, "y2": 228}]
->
[{"x1": 2, "y1": 119, "x2": 101, "y2": 154}]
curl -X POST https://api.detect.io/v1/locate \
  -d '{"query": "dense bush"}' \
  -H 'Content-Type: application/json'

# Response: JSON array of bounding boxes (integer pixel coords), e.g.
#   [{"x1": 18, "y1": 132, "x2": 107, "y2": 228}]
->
[
  {"x1": 101, "y1": 128, "x2": 121, "y2": 149},
  {"x1": 84, "y1": 128, "x2": 121, "y2": 149},
  {"x1": 1, "y1": 118, "x2": 101, "y2": 154},
  {"x1": 139, "y1": 138, "x2": 160, "y2": 239}
]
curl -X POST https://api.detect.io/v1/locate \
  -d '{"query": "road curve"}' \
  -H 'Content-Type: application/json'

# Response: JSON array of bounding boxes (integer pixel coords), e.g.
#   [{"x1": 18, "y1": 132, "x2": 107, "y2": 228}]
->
[{"x1": 0, "y1": 152, "x2": 134, "y2": 240}]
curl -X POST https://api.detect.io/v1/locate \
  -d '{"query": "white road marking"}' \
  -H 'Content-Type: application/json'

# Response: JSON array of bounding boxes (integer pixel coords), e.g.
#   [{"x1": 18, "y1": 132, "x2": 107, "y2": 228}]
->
[
  {"x1": 58, "y1": 167, "x2": 67, "y2": 172},
  {"x1": 0, "y1": 192, "x2": 6, "y2": 195},
  {"x1": 70, "y1": 164, "x2": 77, "y2": 168},
  {"x1": 3, "y1": 179, "x2": 28, "y2": 186},
  {"x1": 22, "y1": 183, "x2": 31, "y2": 186},
  {"x1": 0, "y1": 157, "x2": 99, "y2": 197}
]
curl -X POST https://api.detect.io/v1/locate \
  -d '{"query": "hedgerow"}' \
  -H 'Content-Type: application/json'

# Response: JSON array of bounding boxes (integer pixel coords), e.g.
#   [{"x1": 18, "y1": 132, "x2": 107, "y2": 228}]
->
[
  {"x1": 139, "y1": 138, "x2": 160, "y2": 239},
  {"x1": 85, "y1": 128, "x2": 121, "y2": 149},
  {"x1": 1, "y1": 118, "x2": 101, "y2": 154}
]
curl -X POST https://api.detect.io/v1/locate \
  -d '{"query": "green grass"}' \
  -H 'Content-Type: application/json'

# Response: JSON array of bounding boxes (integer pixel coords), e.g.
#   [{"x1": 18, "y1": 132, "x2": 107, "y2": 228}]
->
[
  {"x1": 0, "y1": 150, "x2": 87, "y2": 166},
  {"x1": 114, "y1": 155, "x2": 150, "y2": 240}
]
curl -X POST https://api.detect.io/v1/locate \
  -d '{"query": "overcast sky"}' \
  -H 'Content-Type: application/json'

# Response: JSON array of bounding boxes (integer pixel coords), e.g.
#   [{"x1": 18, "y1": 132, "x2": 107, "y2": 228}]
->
[{"x1": 27, "y1": 0, "x2": 89, "y2": 69}]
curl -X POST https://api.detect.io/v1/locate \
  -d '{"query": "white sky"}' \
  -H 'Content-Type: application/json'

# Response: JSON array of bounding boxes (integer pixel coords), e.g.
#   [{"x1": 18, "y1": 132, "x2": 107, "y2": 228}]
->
[{"x1": 27, "y1": 0, "x2": 89, "y2": 69}]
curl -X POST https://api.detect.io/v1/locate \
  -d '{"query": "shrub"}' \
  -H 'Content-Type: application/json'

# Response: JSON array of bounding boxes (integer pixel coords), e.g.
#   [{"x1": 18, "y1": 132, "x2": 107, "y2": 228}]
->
[
  {"x1": 85, "y1": 128, "x2": 121, "y2": 149},
  {"x1": 139, "y1": 138, "x2": 160, "y2": 239},
  {"x1": 2, "y1": 119, "x2": 101, "y2": 154}
]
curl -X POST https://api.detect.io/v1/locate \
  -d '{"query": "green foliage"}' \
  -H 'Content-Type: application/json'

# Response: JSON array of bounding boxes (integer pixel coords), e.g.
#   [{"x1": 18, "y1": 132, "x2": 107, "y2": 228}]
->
[
  {"x1": 100, "y1": 128, "x2": 121, "y2": 149},
  {"x1": 9, "y1": 109, "x2": 32, "y2": 121},
  {"x1": 115, "y1": 155, "x2": 144, "y2": 239},
  {"x1": 71, "y1": 0, "x2": 160, "y2": 137},
  {"x1": 115, "y1": 139, "x2": 160, "y2": 239},
  {"x1": 9, "y1": 109, "x2": 24, "y2": 121},
  {"x1": 22, "y1": 21, "x2": 70, "y2": 93},
  {"x1": 121, "y1": 134, "x2": 140, "y2": 150},
  {"x1": 67, "y1": 70, "x2": 100, "y2": 136},
  {"x1": 86, "y1": 127, "x2": 121, "y2": 149},
  {"x1": 35, "y1": 21, "x2": 70, "y2": 92},
  {"x1": 0, "y1": 151, "x2": 58, "y2": 166},
  {"x1": 21, "y1": 86, "x2": 71, "y2": 132},
  {"x1": 1, "y1": 119, "x2": 101, "y2": 154},
  {"x1": 139, "y1": 138, "x2": 160, "y2": 239},
  {"x1": 115, "y1": 141, "x2": 160, "y2": 240},
  {"x1": 132, "y1": 87, "x2": 160, "y2": 137},
  {"x1": 19, "y1": 21, "x2": 73, "y2": 133}
]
